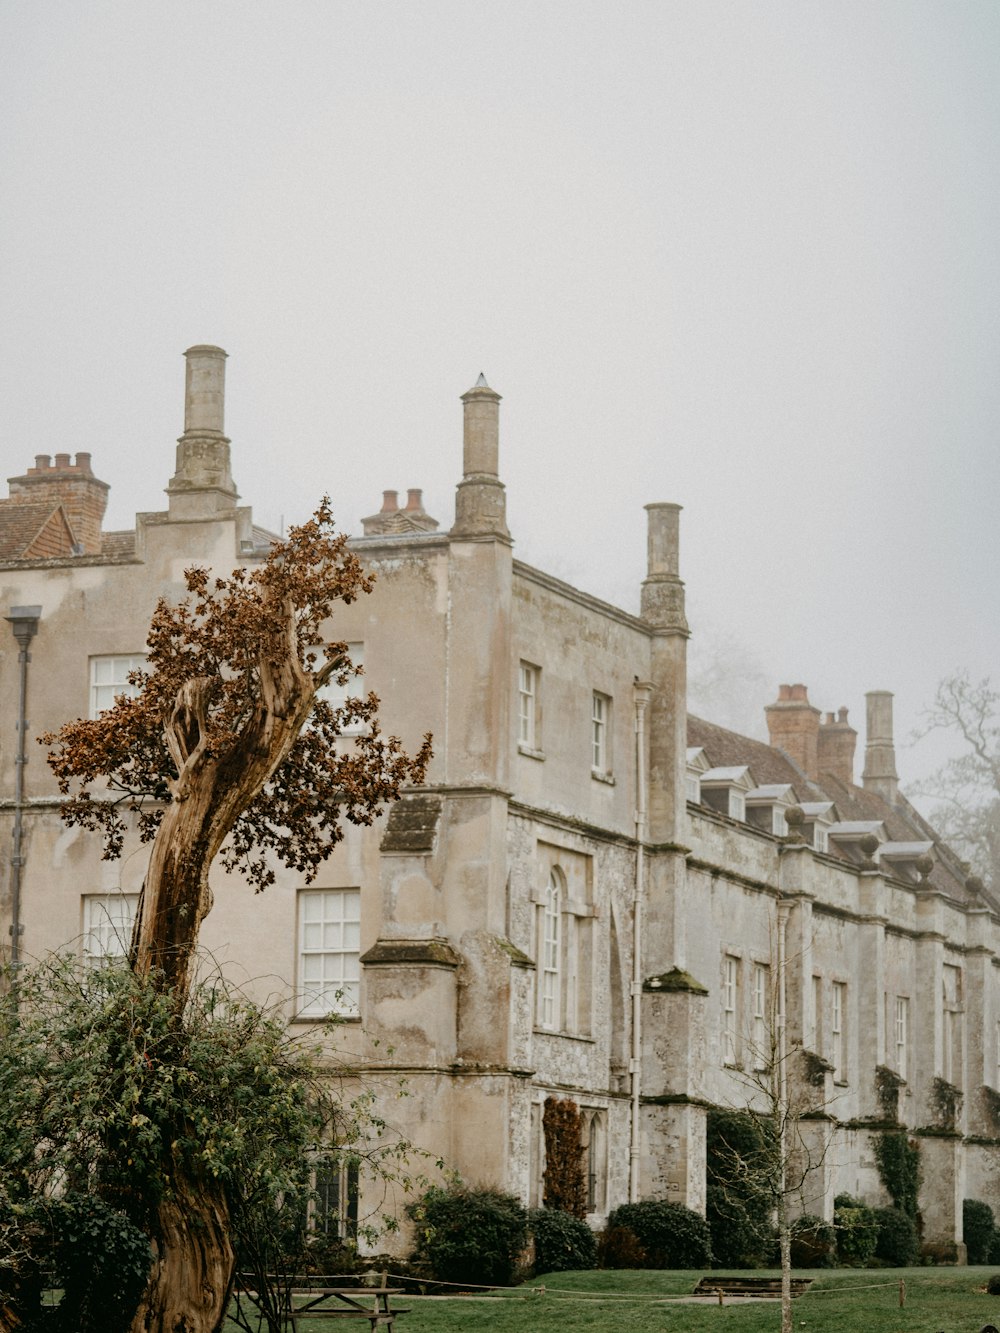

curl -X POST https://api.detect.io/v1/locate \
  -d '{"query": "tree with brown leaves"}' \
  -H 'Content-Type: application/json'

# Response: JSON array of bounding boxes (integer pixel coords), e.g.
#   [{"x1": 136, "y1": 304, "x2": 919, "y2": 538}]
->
[{"x1": 40, "y1": 500, "x2": 431, "y2": 1333}]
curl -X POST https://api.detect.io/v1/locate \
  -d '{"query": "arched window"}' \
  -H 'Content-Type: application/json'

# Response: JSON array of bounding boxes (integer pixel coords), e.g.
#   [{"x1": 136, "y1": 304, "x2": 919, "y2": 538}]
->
[{"x1": 538, "y1": 869, "x2": 562, "y2": 1030}]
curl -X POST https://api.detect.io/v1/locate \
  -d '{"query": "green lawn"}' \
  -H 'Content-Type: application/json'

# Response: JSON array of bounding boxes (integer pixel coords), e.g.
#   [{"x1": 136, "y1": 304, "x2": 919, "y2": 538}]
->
[{"x1": 228, "y1": 1267, "x2": 1000, "y2": 1332}]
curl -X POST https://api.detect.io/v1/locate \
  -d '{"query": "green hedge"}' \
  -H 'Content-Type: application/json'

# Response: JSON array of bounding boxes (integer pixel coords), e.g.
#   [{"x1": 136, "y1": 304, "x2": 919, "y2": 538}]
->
[
  {"x1": 408, "y1": 1186, "x2": 528, "y2": 1287},
  {"x1": 529, "y1": 1207, "x2": 597, "y2": 1273},
  {"x1": 606, "y1": 1200, "x2": 712, "y2": 1269}
]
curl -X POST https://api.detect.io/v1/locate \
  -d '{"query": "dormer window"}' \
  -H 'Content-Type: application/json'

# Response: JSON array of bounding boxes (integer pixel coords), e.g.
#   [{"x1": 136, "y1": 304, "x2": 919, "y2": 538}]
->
[
  {"x1": 827, "y1": 820, "x2": 886, "y2": 865},
  {"x1": 745, "y1": 784, "x2": 795, "y2": 837},
  {"x1": 800, "y1": 801, "x2": 837, "y2": 853},
  {"x1": 700, "y1": 766, "x2": 754, "y2": 821},
  {"x1": 686, "y1": 747, "x2": 710, "y2": 803},
  {"x1": 879, "y1": 841, "x2": 934, "y2": 883}
]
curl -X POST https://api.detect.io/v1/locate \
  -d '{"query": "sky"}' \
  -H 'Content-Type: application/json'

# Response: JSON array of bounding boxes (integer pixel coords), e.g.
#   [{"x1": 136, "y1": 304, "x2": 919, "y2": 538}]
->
[{"x1": 2, "y1": 1, "x2": 998, "y2": 802}]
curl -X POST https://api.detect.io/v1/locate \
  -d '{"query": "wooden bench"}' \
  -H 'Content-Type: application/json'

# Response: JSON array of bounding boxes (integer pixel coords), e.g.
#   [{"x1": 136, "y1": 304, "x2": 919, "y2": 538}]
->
[{"x1": 235, "y1": 1271, "x2": 410, "y2": 1333}]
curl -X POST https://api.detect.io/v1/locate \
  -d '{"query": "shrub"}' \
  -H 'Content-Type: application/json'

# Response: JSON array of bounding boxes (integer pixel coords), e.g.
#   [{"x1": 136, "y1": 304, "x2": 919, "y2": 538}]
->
[
  {"x1": 706, "y1": 1186, "x2": 769, "y2": 1268},
  {"x1": 789, "y1": 1215, "x2": 836, "y2": 1268},
  {"x1": 873, "y1": 1206, "x2": 920, "y2": 1267},
  {"x1": 48, "y1": 1194, "x2": 152, "y2": 1333},
  {"x1": 990, "y1": 1231, "x2": 1000, "y2": 1266},
  {"x1": 597, "y1": 1225, "x2": 648, "y2": 1269},
  {"x1": 529, "y1": 1208, "x2": 597, "y2": 1274},
  {"x1": 834, "y1": 1202, "x2": 878, "y2": 1266},
  {"x1": 963, "y1": 1198, "x2": 996, "y2": 1266},
  {"x1": 542, "y1": 1098, "x2": 587, "y2": 1218},
  {"x1": 986, "y1": 1273, "x2": 1000, "y2": 1295},
  {"x1": 874, "y1": 1131, "x2": 921, "y2": 1218},
  {"x1": 408, "y1": 1186, "x2": 528, "y2": 1287},
  {"x1": 606, "y1": 1200, "x2": 711, "y2": 1269}
]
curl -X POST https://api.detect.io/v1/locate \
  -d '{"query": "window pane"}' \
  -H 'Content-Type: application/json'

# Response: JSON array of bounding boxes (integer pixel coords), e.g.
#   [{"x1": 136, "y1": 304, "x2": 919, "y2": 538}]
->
[{"x1": 299, "y1": 888, "x2": 362, "y2": 1017}]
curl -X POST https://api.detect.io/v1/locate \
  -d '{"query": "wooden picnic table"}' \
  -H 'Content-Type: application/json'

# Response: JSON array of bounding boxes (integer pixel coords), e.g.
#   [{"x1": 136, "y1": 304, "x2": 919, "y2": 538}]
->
[{"x1": 286, "y1": 1283, "x2": 409, "y2": 1331}]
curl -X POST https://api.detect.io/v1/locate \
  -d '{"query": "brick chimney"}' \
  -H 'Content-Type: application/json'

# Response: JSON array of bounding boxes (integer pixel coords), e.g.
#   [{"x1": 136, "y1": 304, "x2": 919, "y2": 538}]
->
[
  {"x1": 817, "y1": 706, "x2": 857, "y2": 786},
  {"x1": 7, "y1": 452, "x2": 109, "y2": 554},
  {"x1": 862, "y1": 690, "x2": 899, "y2": 805},
  {"x1": 765, "y1": 684, "x2": 821, "y2": 778}
]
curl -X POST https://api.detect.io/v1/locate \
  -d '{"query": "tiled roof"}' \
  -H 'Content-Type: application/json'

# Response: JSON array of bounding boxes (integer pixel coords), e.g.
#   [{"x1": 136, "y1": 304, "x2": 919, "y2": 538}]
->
[
  {"x1": 0, "y1": 500, "x2": 73, "y2": 559},
  {"x1": 101, "y1": 530, "x2": 137, "y2": 558},
  {"x1": 688, "y1": 713, "x2": 974, "y2": 904}
]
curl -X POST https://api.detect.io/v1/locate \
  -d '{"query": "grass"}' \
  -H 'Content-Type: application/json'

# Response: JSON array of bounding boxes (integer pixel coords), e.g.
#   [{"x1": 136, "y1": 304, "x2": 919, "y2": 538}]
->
[{"x1": 226, "y1": 1267, "x2": 1000, "y2": 1332}]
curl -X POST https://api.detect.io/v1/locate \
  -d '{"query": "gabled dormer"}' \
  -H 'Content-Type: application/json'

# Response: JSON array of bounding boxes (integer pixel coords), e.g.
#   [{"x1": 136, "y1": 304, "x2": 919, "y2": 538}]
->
[
  {"x1": 799, "y1": 801, "x2": 838, "y2": 852},
  {"x1": 827, "y1": 819, "x2": 886, "y2": 865},
  {"x1": 745, "y1": 783, "x2": 796, "y2": 837},
  {"x1": 686, "y1": 747, "x2": 710, "y2": 803},
  {"x1": 879, "y1": 841, "x2": 934, "y2": 883},
  {"x1": 699, "y1": 765, "x2": 754, "y2": 821}
]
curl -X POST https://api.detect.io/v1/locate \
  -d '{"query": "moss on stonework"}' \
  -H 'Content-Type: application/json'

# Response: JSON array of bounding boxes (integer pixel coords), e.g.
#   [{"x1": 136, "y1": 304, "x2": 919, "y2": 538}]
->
[
  {"x1": 643, "y1": 967, "x2": 708, "y2": 995},
  {"x1": 491, "y1": 936, "x2": 533, "y2": 967},
  {"x1": 360, "y1": 937, "x2": 462, "y2": 968}
]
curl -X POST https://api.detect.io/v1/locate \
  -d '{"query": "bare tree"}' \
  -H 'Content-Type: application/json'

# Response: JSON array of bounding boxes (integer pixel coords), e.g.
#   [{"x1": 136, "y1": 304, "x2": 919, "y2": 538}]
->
[{"x1": 910, "y1": 672, "x2": 1000, "y2": 890}]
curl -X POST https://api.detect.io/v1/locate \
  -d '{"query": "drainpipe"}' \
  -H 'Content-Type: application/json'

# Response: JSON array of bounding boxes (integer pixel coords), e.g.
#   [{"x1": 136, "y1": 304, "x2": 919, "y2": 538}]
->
[
  {"x1": 776, "y1": 897, "x2": 792, "y2": 1324},
  {"x1": 6, "y1": 606, "x2": 41, "y2": 976},
  {"x1": 630, "y1": 682, "x2": 652, "y2": 1202}
]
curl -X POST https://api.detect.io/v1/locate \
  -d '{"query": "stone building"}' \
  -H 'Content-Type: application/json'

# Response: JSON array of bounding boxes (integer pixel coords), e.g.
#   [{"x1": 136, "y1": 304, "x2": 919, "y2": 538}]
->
[{"x1": 1, "y1": 345, "x2": 997, "y2": 1256}]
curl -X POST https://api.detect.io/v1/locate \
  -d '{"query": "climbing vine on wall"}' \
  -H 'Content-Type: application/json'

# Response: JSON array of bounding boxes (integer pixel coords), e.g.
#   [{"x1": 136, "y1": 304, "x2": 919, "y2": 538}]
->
[
  {"x1": 874, "y1": 1130, "x2": 921, "y2": 1219},
  {"x1": 542, "y1": 1097, "x2": 587, "y2": 1218}
]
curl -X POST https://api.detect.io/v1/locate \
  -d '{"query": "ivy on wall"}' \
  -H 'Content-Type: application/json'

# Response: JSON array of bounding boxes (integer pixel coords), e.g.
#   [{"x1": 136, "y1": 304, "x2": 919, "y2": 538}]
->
[{"x1": 542, "y1": 1097, "x2": 587, "y2": 1218}]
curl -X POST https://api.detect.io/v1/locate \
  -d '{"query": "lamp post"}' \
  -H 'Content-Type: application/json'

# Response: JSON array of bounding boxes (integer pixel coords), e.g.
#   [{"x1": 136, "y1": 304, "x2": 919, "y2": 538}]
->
[{"x1": 6, "y1": 605, "x2": 41, "y2": 972}]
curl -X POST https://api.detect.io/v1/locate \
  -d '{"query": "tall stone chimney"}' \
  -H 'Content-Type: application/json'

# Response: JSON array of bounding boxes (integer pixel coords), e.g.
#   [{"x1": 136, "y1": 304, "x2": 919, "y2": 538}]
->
[
  {"x1": 816, "y1": 707, "x2": 857, "y2": 786},
  {"x1": 450, "y1": 374, "x2": 509, "y2": 540},
  {"x1": 167, "y1": 345, "x2": 239, "y2": 519},
  {"x1": 765, "y1": 684, "x2": 821, "y2": 778},
  {"x1": 642, "y1": 502, "x2": 689, "y2": 845},
  {"x1": 7, "y1": 452, "x2": 109, "y2": 554},
  {"x1": 862, "y1": 690, "x2": 899, "y2": 805}
]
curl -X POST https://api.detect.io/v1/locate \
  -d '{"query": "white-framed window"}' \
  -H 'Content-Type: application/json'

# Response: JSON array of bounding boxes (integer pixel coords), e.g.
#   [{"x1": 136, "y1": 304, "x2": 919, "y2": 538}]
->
[
  {"x1": 298, "y1": 889, "x2": 361, "y2": 1017},
  {"x1": 894, "y1": 996, "x2": 909, "y2": 1079},
  {"x1": 538, "y1": 871, "x2": 562, "y2": 1031},
  {"x1": 831, "y1": 981, "x2": 847, "y2": 1083},
  {"x1": 518, "y1": 662, "x2": 539, "y2": 749},
  {"x1": 82, "y1": 892, "x2": 139, "y2": 968},
  {"x1": 315, "y1": 643, "x2": 366, "y2": 734},
  {"x1": 752, "y1": 963, "x2": 770, "y2": 1069},
  {"x1": 309, "y1": 1153, "x2": 359, "y2": 1240},
  {"x1": 995, "y1": 1021, "x2": 1000, "y2": 1091},
  {"x1": 89, "y1": 654, "x2": 146, "y2": 718},
  {"x1": 722, "y1": 955, "x2": 740, "y2": 1065},
  {"x1": 591, "y1": 692, "x2": 611, "y2": 774}
]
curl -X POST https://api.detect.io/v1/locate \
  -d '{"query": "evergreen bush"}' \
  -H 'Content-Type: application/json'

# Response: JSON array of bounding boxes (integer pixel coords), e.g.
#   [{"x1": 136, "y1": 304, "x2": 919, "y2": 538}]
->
[
  {"x1": 789, "y1": 1215, "x2": 836, "y2": 1268},
  {"x1": 706, "y1": 1185, "x2": 769, "y2": 1268},
  {"x1": 873, "y1": 1131, "x2": 921, "y2": 1218},
  {"x1": 963, "y1": 1198, "x2": 996, "y2": 1266},
  {"x1": 528, "y1": 1208, "x2": 597, "y2": 1274},
  {"x1": 872, "y1": 1206, "x2": 920, "y2": 1267},
  {"x1": 705, "y1": 1109, "x2": 775, "y2": 1268},
  {"x1": 597, "y1": 1225, "x2": 648, "y2": 1269},
  {"x1": 408, "y1": 1186, "x2": 528, "y2": 1287},
  {"x1": 834, "y1": 1202, "x2": 878, "y2": 1266},
  {"x1": 606, "y1": 1200, "x2": 712, "y2": 1269}
]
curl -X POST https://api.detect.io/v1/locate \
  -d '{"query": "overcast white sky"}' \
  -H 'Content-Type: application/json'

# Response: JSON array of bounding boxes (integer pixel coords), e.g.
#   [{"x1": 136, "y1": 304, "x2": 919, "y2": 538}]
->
[{"x1": 2, "y1": 1, "x2": 998, "y2": 798}]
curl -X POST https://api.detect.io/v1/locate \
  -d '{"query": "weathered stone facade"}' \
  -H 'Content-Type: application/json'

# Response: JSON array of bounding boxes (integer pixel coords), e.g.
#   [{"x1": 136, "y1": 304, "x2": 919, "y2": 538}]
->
[{"x1": 1, "y1": 344, "x2": 997, "y2": 1256}]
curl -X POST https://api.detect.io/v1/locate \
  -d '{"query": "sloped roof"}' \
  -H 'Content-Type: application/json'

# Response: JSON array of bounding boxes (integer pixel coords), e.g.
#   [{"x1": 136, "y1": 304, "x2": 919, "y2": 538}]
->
[
  {"x1": 688, "y1": 712, "x2": 975, "y2": 904},
  {"x1": 0, "y1": 500, "x2": 76, "y2": 559}
]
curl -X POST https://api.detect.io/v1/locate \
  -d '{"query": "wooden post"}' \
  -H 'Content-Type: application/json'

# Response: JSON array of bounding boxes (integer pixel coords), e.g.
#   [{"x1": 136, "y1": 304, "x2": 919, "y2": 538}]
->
[{"x1": 899, "y1": 1279, "x2": 905, "y2": 1307}]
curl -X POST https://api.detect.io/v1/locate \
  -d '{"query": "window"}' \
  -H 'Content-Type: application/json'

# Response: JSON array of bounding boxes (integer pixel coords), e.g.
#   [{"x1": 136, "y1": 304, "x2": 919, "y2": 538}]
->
[
  {"x1": 752, "y1": 963, "x2": 770, "y2": 1069},
  {"x1": 518, "y1": 662, "x2": 540, "y2": 750},
  {"x1": 298, "y1": 889, "x2": 361, "y2": 1017},
  {"x1": 580, "y1": 1109, "x2": 608, "y2": 1214},
  {"x1": 310, "y1": 1154, "x2": 359, "y2": 1241},
  {"x1": 722, "y1": 955, "x2": 740, "y2": 1065},
  {"x1": 591, "y1": 692, "x2": 610, "y2": 774},
  {"x1": 82, "y1": 893, "x2": 139, "y2": 967},
  {"x1": 811, "y1": 975, "x2": 822, "y2": 1053},
  {"x1": 538, "y1": 872, "x2": 562, "y2": 1031},
  {"x1": 534, "y1": 855, "x2": 593, "y2": 1036},
  {"x1": 315, "y1": 643, "x2": 365, "y2": 734},
  {"x1": 894, "y1": 996, "x2": 909, "y2": 1079},
  {"x1": 831, "y1": 981, "x2": 847, "y2": 1083},
  {"x1": 89, "y1": 655, "x2": 146, "y2": 718}
]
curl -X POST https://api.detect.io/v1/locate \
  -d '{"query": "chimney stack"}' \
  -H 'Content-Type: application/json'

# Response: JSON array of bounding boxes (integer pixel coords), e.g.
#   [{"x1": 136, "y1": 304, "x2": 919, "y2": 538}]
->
[
  {"x1": 640, "y1": 503, "x2": 688, "y2": 632},
  {"x1": 450, "y1": 374, "x2": 509, "y2": 540},
  {"x1": 765, "y1": 684, "x2": 821, "y2": 778},
  {"x1": 862, "y1": 690, "x2": 899, "y2": 805},
  {"x1": 817, "y1": 705, "x2": 857, "y2": 786},
  {"x1": 167, "y1": 345, "x2": 239, "y2": 519},
  {"x1": 7, "y1": 452, "x2": 109, "y2": 554}
]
